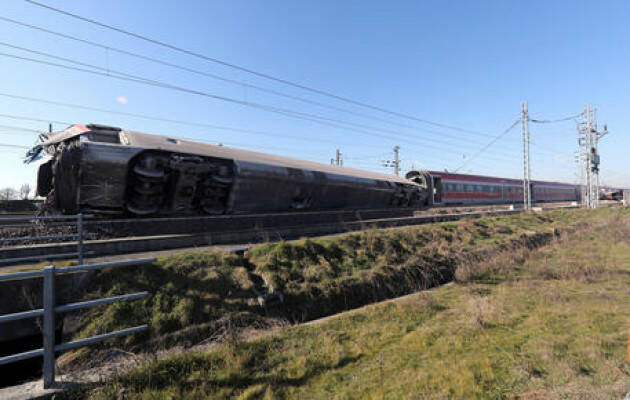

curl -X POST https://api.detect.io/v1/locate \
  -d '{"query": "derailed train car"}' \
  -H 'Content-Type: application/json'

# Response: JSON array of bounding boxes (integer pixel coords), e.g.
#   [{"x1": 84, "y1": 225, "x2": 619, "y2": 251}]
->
[{"x1": 26, "y1": 124, "x2": 430, "y2": 216}]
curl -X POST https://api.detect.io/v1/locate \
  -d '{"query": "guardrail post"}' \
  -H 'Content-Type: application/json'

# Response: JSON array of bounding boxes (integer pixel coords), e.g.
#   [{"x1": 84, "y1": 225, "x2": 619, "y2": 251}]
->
[
  {"x1": 42, "y1": 265, "x2": 56, "y2": 389},
  {"x1": 77, "y1": 213, "x2": 84, "y2": 265}
]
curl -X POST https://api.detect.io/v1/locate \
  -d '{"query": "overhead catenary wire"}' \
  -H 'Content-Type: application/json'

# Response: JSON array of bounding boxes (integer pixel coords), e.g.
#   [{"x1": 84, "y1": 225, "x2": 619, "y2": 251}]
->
[
  {"x1": 453, "y1": 119, "x2": 520, "y2": 172},
  {"x1": 0, "y1": 41, "x2": 529, "y2": 156},
  {"x1": 0, "y1": 110, "x2": 515, "y2": 165},
  {"x1": 530, "y1": 113, "x2": 584, "y2": 124},
  {"x1": 0, "y1": 113, "x2": 71, "y2": 126},
  {"x1": 0, "y1": 94, "x2": 521, "y2": 166},
  {"x1": 0, "y1": 113, "x2": 519, "y2": 167},
  {"x1": 0, "y1": 15, "x2": 500, "y2": 143},
  {"x1": 0, "y1": 123, "x2": 42, "y2": 133},
  {"x1": 23, "y1": 0, "x2": 512, "y2": 139},
  {"x1": 0, "y1": 92, "x2": 380, "y2": 149},
  {"x1": 0, "y1": 51, "x2": 525, "y2": 162},
  {"x1": 0, "y1": 142, "x2": 31, "y2": 149}
]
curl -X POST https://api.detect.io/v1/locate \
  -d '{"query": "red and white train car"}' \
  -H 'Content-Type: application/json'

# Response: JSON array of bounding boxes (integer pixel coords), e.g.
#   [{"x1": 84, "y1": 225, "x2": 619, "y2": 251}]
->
[{"x1": 407, "y1": 171, "x2": 580, "y2": 206}]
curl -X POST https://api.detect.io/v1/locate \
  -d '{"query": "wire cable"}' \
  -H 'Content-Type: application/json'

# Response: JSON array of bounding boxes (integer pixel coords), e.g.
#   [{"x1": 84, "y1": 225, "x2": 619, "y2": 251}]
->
[
  {"x1": 0, "y1": 41, "x2": 525, "y2": 154},
  {"x1": 0, "y1": 50, "x2": 524, "y2": 160},
  {"x1": 23, "y1": 0, "x2": 510, "y2": 138},
  {"x1": 530, "y1": 113, "x2": 584, "y2": 124},
  {"x1": 0, "y1": 123, "x2": 41, "y2": 133},
  {"x1": 0, "y1": 143, "x2": 30, "y2": 149},
  {"x1": 0, "y1": 92, "x2": 381, "y2": 149},
  {"x1": 0, "y1": 93, "x2": 519, "y2": 164},
  {"x1": 0, "y1": 15, "x2": 500, "y2": 142},
  {"x1": 0, "y1": 113, "x2": 70, "y2": 126},
  {"x1": 453, "y1": 119, "x2": 520, "y2": 172}
]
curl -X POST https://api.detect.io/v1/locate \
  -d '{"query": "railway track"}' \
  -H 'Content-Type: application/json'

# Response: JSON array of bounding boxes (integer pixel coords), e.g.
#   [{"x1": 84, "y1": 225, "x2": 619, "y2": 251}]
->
[{"x1": 0, "y1": 203, "x2": 580, "y2": 267}]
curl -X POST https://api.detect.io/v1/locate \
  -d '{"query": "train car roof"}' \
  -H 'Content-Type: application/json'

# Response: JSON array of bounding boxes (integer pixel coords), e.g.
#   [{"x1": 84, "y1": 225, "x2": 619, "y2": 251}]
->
[
  {"x1": 428, "y1": 170, "x2": 579, "y2": 188},
  {"x1": 123, "y1": 130, "x2": 414, "y2": 184},
  {"x1": 32, "y1": 124, "x2": 415, "y2": 185}
]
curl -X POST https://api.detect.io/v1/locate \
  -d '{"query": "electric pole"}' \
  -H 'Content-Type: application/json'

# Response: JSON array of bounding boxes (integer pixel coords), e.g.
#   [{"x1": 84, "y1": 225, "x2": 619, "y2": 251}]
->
[
  {"x1": 578, "y1": 104, "x2": 608, "y2": 208},
  {"x1": 381, "y1": 146, "x2": 401, "y2": 175},
  {"x1": 331, "y1": 149, "x2": 343, "y2": 166},
  {"x1": 521, "y1": 101, "x2": 531, "y2": 210}
]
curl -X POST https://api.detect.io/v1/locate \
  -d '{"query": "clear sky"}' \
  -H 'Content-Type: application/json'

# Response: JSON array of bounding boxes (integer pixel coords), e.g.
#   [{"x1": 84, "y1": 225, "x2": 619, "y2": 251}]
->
[{"x1": 0, "y1": 0, "x2": 628, "y2": 192}]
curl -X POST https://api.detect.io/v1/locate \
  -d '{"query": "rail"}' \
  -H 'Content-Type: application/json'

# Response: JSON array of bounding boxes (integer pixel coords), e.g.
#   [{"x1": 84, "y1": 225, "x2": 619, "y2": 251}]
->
[
  {"x1": 0, "y1": 213, "x2": 92, "y2": 265},
  {"x1": 0, "y1": 257, "x2": 155, "y2": 388}
]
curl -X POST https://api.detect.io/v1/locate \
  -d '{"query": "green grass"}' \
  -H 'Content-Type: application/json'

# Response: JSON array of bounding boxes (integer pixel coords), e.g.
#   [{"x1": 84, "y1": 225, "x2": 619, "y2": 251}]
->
[
  {"x1": 68, "y1": 207, "x2": 630, "y2": 399},
  {"x1": 58, "y1": 208, "x2": 625, "y2": 371}
]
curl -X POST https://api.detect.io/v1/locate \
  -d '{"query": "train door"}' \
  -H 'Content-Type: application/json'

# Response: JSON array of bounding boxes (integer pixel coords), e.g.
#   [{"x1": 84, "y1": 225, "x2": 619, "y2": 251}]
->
[{"x1": 432, "y1": 176, "x2": 443, "y2": 204}]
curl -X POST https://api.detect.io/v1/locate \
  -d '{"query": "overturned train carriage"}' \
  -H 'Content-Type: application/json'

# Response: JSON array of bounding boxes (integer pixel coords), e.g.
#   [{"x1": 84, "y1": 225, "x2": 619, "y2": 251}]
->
[{"x1": 28, "y1": 124, "x2": 429, "y2": 216}]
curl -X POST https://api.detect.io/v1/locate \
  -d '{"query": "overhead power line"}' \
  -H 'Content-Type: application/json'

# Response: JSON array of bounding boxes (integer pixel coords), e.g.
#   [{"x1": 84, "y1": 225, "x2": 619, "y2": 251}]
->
[
  {"x1": 0, "y1": 41, "x2": 523, "y2": 155},
  {"x1": 0, "y1": 142, "x2": 31, "y2": 149},
  {"x1": 24, "y1": 0, "x2": 503, "y2": 138},
  {"x1": 0, "y1": 15, "x2": 498, "y2": 143},
  {"x1": 0, "y1": 113, "x2": 70, "y2": 126},
  {"x1": 453, "y1": 119, "x2": 520, "y2": 172},
  {"x1": 530, "y1": 113, "x2": 584, "y2": 124},
  {"x1": 0, "y1": 123, "x2": 41, "y2": 133},
  {"x1": 0, "y1": 93, "x2": 519, "y2": 165},
  {"x1": 0, "y1": 49, "x2": 524, "y2": 161}
]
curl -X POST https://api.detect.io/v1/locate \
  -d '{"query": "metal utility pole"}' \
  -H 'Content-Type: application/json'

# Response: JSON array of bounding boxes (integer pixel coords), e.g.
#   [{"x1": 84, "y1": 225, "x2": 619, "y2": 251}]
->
[
  {"x1": 578, "y1": 104, "x2": 608, "y2": 208},
  {"x1": 381, "y1": 146, "x2": 401, "y2": 175},
  {"x1": 331, "y1": 149, "x2": 343, "y2": 166},
  {"x1": 521, "y1": 101, "x2": 531, "y2": 210}
]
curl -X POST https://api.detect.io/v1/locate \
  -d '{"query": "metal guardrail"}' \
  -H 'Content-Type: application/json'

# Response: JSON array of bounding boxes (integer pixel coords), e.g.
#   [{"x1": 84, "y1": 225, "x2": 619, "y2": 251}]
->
[
  {"x1": 0, "y1": 214, "x2": 92, "y2": 265},
  {"x1": 0, "y1": 257, "x2": 155, "y2": 388}
]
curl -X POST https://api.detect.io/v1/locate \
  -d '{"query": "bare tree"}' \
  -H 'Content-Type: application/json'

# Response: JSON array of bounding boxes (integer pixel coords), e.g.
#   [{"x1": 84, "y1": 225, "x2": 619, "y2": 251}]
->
[
  {"x1": 19, "y1": 184, "x2": 31, "y2": 200},
  {"x1": 0, "y1": 188, "x2": 17, "y2": 201}
]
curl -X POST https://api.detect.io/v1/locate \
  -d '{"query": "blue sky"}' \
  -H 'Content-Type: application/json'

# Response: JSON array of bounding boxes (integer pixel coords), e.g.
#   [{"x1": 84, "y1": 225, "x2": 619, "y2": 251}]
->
[{"x1": 0, "y1": 0, "x2": 628, "y2": 191}]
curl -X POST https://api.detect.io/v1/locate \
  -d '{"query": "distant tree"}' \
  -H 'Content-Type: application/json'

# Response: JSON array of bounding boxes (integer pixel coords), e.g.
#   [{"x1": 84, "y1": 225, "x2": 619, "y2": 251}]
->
[
  {"x1": 0, "y1": 188, "x2": 17, "y2": 201},
  {"x1": 19, "y1": 184, "x2": 31, "y2": 200}
]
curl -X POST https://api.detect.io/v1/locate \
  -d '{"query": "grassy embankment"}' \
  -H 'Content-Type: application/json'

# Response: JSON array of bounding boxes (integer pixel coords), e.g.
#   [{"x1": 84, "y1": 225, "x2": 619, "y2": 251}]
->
[
  {"x1": 61, "y1": 208, "x2": 602, "y2": 360},
  {"x1": 63, "y1": 207, "x2": 630, "y2": 399}
]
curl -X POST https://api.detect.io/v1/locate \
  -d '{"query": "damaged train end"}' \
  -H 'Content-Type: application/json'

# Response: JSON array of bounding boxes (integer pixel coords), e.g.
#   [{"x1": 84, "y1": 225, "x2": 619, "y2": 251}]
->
[{"x1": 27, "y1": 123, "x2": 430, "y2": 217}]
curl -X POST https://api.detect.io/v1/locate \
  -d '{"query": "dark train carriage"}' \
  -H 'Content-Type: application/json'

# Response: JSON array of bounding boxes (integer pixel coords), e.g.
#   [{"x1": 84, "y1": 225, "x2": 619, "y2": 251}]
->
[{"x1": 28, "y1": 124, "x2": 428, "y2": 216}]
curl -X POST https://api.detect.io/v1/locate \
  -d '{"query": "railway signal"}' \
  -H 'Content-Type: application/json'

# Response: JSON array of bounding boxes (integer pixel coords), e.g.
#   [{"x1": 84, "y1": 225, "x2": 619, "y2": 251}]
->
[{"x1": 578, "y1": 104, "x2": 609, "y2": 208}]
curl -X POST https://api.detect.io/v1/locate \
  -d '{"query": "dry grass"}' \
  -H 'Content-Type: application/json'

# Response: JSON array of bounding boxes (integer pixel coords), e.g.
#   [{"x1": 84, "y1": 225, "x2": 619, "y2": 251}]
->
[{"x1": 56, "y1": 207, "x2": 630, "y2": 399}]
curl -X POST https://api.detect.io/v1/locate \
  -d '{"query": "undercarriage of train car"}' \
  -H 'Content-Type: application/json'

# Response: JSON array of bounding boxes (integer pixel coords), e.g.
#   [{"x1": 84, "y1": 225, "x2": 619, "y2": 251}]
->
[{"x1": 126, "y1": 151, "x2": 234, "y2": 216}]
